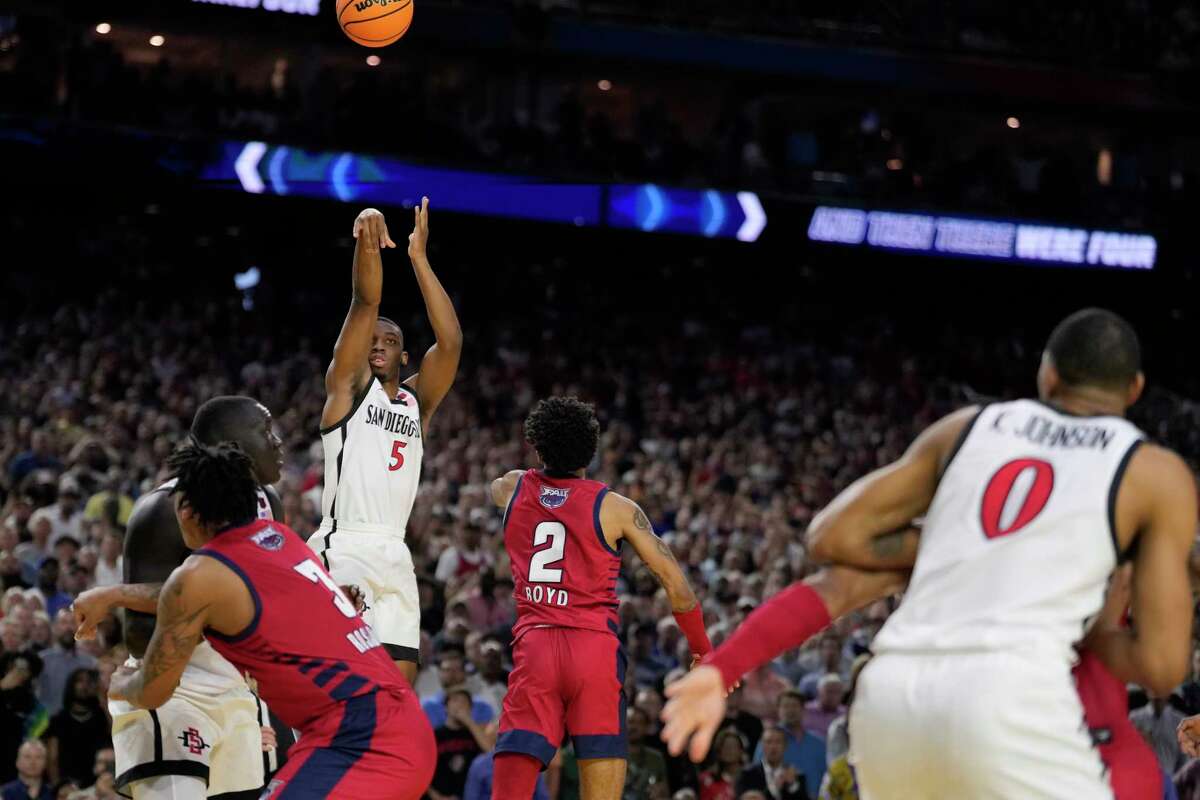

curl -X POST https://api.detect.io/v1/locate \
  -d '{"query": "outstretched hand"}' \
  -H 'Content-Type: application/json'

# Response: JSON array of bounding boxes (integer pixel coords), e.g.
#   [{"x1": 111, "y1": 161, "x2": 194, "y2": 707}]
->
[
  {"x1": 352, "y1": 208, "x2": 397, "y2": 252},
  {"x1": 660, "y1": 664, "x2": 727, "y2": 763},
  {"x1": 340, "y1": 584, "x2": 368, "y2": 613},
  {"x1": 408, "y1": 197, "x2": 429, "y2": 262}
]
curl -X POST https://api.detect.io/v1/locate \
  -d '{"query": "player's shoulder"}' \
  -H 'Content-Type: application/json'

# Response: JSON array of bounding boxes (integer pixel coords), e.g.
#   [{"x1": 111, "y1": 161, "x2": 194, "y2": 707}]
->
[
  {"x1": 1126, "y1": 441, "x2": 1195, "y2": 495},
  {"x1": 125, "y1": 486, "x2": 181, "y2": 544}
]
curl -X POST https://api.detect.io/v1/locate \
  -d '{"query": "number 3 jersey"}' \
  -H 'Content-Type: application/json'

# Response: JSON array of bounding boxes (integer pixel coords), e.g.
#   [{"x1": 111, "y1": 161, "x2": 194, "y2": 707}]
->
[
  {"x1": 197, "y1": 518, "x2": 408, "y2": 732},
  {"x1": 320, "y1": 377, "x2": 423, "y2": 537},
  {"x1": 503, "y1": 470, "x2": 621, "y2": 642},
  {"x1": 872, "y1": 399, "x2": 1145, "y2": 663}
]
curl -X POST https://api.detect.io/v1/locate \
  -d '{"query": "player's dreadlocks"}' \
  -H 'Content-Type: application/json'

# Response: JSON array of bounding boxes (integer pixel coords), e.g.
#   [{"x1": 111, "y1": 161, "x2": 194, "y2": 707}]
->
[
  {"x1": 167, "y1": 441, "x2": 259, "y2": 531},
  {"x1": 524, "y1": 396, "x2": 600, "y2": 475}
]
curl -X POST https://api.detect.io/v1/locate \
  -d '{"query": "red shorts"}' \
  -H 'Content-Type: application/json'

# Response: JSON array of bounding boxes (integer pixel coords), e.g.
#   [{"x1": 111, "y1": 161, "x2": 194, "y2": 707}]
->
[
  {"x1": 496, "y1": 626, "x2": 627, "y2": 766},
  {"x1": 263, "y1": 689, "x2": 435, "y2": 799},
  {"x1": 1073, "y1": 649, "x2": 1163, "y2": 800}
]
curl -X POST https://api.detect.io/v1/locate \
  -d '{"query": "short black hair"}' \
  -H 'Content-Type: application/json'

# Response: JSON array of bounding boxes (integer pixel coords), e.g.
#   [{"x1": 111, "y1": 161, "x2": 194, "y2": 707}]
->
[
  {"x1": 191, "y1": 396, "x2": 262, "y2": 446},
  {"x1": 167, "y1": 442, "x2": 258, "y2": 531},
  {"x1": 377, "y1": 316, "x2": 404, "y2": 347},
  {"x1": 1045, "y1": 308, "x2": 1141, "y2": 391},
  {"x1": 524, "y1": 396, "x2": 600, "y2": 475}
]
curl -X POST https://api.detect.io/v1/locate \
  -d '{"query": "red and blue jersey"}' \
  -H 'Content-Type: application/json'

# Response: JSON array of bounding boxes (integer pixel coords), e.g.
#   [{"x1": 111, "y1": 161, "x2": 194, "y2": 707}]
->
[
  {"x1": 196, "y1": 519, "x2": 409, "y2": 733},
  {"x1": 503, "y1": 470, "x2": 620, "y2": 642}
]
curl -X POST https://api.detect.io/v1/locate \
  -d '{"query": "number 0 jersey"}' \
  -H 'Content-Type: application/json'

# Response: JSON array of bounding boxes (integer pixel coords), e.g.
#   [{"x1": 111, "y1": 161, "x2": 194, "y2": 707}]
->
[
  {"x1": 197, "y1": 519, "x2": 408, "y2": 733},
  {"x1": 503, "y1": 470, "x2": 621, "y2": 642},
  {"x1": 872, "y1": 399, "x2": 1145, "y2": 663},
  {"x1": 320, "y1": 377, "x2": 423, "y2": 538}
]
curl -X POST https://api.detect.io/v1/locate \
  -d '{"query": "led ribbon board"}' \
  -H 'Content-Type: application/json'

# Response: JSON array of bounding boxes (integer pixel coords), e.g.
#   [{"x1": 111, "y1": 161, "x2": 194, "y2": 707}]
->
[
  {"x1": 202, "y1": 140, "x2": 767, "y2": 241},
  {"x1": 807, "y1": 206, "x2": 1156, "y2": 270}
]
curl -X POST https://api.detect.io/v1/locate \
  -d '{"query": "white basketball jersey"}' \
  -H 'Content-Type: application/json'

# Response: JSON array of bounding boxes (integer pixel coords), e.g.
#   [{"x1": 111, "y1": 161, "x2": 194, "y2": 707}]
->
[
  {"x1": 319, "y1": 377, "x2": 423, "y2": 537},
  {"x1": 871, "y1": 399, "x2": 1144, "y2": 663}
]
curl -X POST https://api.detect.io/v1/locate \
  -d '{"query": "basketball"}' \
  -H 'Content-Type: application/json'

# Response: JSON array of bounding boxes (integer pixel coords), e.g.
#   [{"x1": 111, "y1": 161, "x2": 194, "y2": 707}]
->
[{"x1": 336, "y1": 0, "x2": 413, "y2": 48}]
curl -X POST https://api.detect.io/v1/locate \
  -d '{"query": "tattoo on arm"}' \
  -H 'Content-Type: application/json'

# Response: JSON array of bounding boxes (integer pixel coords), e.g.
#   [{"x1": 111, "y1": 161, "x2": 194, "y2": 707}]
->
[
  {"x1": 869, "y1": 530, "x2": 909, "y2": 559},
  {"x1": 633, "y1": 507, "x2": 651, "y2": 532},
  {"x1": 126, "y1": 581, "x2": 208, "y2": 706},
  {"x1": 120, "y1": 583, "x2": 164, "y2": 606}
]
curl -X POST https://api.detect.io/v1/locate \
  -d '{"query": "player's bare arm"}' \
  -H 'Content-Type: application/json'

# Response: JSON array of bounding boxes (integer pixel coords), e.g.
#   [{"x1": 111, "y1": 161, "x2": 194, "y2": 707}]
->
[
  {"x1": 806, "y1": 406, "x2": 978, "y2": 570},
  {"x1": 1084, "y1": 443, "x2": 1196, "y2": 695},
  {"x1": 603, "y1": 492, "x2": 697, "y2": 613},
  {"x1": 73, "y1": 581, "x2": 161, "y2": 641},
  {"x1": 604, "y1": 491, "x2": 712, "y2": 666},
  {"x1": 119, "y1": 490, "x2": 193, "y2": 657},
  {"x1": 322, "y1": 208, "x2": 396, "y2": 430},
  {"x1": 490, "y1": 469, "x2": 525, "y2": 508},
  {"x1": 109, "y1": 559, "x2": 213, "y2": 709},
  {"x1": 401, "y1": 198, "x2": 463, "y2": 427}
]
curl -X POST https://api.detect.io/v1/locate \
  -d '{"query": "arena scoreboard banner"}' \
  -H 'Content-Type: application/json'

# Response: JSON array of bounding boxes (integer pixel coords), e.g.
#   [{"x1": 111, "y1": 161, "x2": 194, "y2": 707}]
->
[
  {"x1": 807, "y1": 206, "x2": 1157, "y2": 270},
  {"x1": 201, "y1": 139, "x2": 768, "y2": 242},
  {"x1": 190, "y1": 0, "x2": 320, "y2": 14}
]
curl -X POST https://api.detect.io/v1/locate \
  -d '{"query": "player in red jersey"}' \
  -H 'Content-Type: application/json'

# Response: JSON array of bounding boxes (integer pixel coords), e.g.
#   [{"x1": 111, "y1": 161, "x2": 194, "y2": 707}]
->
[
  {"x1": 489, "y1": 396, "x2": 712, "y2": 800},
  {"x1": 107, "y1": 442, "x2": 435, "y2": 800}
]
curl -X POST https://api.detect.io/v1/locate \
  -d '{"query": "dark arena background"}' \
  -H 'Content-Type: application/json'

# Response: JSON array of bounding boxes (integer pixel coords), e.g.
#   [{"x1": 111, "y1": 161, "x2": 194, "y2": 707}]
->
[{"x1": 3, "y1": 2, "x2": 1200, "y2": 799}]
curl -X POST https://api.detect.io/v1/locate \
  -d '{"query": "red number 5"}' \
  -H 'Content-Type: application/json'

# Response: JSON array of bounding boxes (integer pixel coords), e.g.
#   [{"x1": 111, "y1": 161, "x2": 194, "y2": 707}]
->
[
  {"x1": 389, "y1": 440, "x2": 407, "y2": 471},
  {"x1": 980, "y1": 458, "x2": 1055, "y2": 539}
]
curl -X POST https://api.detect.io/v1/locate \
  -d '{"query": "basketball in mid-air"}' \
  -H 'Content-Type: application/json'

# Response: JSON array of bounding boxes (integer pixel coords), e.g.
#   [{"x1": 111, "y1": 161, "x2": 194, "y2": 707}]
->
[{"x1": 337, "y1": 0, "x2": 413, "y2": 47}]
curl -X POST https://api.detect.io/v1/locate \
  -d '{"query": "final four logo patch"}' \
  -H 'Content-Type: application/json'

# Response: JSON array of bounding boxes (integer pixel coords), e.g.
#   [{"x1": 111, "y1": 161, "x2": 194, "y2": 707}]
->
[
  {"x1": 539, "y1": 487, "x2": 570, "y2": 509},
  {"x1": 251, "y1": 527, "x2": 286, "y2": 551}
]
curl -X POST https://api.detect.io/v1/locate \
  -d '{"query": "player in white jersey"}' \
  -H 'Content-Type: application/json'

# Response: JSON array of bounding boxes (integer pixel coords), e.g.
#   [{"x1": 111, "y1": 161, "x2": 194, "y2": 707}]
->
[
  {"x1": 308, "y1": 199, "x2": 462, "y2": 682},
  {"x1": 72, "y1": 397, "x2": 285, "y2": 800},
  {"x1": 661, "y1": 309, "x2": 1195, "y2": 800}
]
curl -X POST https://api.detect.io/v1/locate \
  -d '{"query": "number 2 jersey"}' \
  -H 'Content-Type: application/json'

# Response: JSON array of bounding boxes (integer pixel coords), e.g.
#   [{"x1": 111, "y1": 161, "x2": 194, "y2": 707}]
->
[
  {"x1": 196, "y1": 518, "x2": 409, "y2": 733},
  {"x1": 320, "y1": 377, "x2": 423, "y2": 537},
  {"x1": 872, "y1": 399, "x2": 1145, "y2": 664},
  {"x1": 503, "y1": 470, "x2": 621, "y2": 642}
]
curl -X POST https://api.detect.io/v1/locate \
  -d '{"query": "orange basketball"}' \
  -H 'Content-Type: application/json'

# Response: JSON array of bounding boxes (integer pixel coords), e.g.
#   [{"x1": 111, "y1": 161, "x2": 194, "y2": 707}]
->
[{"x1": 337, "y1": 0, "x2": 413, "y2": 48}]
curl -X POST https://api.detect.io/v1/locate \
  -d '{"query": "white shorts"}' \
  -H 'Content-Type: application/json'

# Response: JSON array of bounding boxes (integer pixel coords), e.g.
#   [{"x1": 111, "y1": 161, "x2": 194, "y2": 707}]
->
[
  {"x1": 112, "y1": 642, "x2": 266, "y2": 798},
  {"x1": 849, "y1": 650, "x2": 1113, "y2": 800},
  {"x1": 308, "y1": 522, "x2": 420, "y2": 662}
]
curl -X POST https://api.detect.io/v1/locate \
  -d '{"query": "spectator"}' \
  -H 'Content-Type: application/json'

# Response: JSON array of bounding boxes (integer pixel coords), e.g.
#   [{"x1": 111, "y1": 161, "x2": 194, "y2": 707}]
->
[
  {"x1": 1132, "y1": 695, "x2": 1187, "y2": 776},
  {"x1": 699, "y1": 728, "x2": 748, "y2": 800},
  {"x1": 1173, "y1": 647, "x2": 1200, "y2": 716},
  {"x1": 818, "y1": 653, "x2": 872, "y2": 800},
  {"x1": 29, "y1": 562, "x2": 71, "y2": 621},
  {"x1": 51, "y1": 782, "x2": 77, "y2": 800},
  {"x1": 45, "y1": 669, "x2": 109, "y2": 786},
  {"x1": 722, "y1": 687, "x2": 764, "y2": 755},
  {"x1": 797, "y1": 638, "x2": 845, "y2": 699},
  {"x1": 625, "y1": 706, "x2": 668, "y2": 800},
  {"x1": 0, "y1": 622, "x2": 23, "y2": 656},
  {"x1": 36, "y1": 611, "x2": 96, "y2": 717},
  {"x1": 462, "y1": 751, "x2": 550, "y2": 800},
  {"x1": 89, "y1": 533, "x2": 121, "y2": 590},
  {"x1": 14, "y1": 529, "x2": 50, "y2": 589},
  {"x1": 472, "y1": 639, "x2": 509, "y2": 714},
  {"x1": 753, "y1": 691, "x2": 825, "y2": 798},
  {"x1": 429, "y1": 687, "x2": 492, "y2": 800},
  {"x1": 422, "y1": 650, "x2": 495, "y2": 729},
  {"x1": 824, "y1": 656, "x2": 870, "y2": 767},
  {"x1": 1, "y1": 741, "x2": 52, "y2": 800},
  {"x1": 435, "y1": 512, "x2": 492, "y2": 587},
  {"x1": 8, "y1": 433, "x2": 61, "y2": 489},
  {"x1": 737, "y1": 727, "x2": 807, "y2": 800},
  {"x1": 461, "y1": 570, "x2": 514, "y2": 633},
  {"x1": 0, "y1": 652, "x2": 48, "y2": 783},
  {"x1": 804, "y1": 675, "x2": 845, "y2": 740},
  {"x1": 25, "y1": 615, "x2": 49, "y2": 654},
  {"x1": 28, "y1": 480, "x2": 83, "y2": 551},
  {"x1": 629, "y1": 622, "x2": 673, "y2": 687}
]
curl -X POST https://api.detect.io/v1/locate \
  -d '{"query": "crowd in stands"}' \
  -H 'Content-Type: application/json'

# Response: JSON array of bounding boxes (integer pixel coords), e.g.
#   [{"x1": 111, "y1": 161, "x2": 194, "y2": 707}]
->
[
  {"x1": 2, "y1": 5, "x2": 1191, "y2": 229},
  {"x1": 2, "y1": 225, "x2": 1200, "y2": 799}
]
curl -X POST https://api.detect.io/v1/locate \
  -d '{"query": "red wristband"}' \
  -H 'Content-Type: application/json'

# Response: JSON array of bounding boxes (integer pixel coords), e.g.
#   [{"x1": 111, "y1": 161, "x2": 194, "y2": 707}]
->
[{"x1": 673, "y1": 605, "x2": 711, "y2": 658}]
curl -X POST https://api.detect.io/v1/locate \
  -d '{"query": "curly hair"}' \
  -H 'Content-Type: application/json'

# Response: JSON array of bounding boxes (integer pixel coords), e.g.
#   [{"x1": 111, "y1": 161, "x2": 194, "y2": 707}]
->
[
  {"x1": 166, "y1": 441, "x2": 258, "y2": 530},
  {"x1": 523, "y1": 396, "x2": 600, "y2": 475}
]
